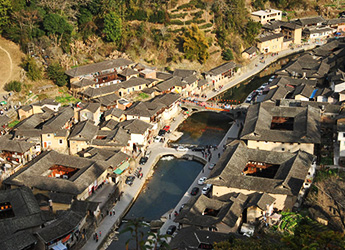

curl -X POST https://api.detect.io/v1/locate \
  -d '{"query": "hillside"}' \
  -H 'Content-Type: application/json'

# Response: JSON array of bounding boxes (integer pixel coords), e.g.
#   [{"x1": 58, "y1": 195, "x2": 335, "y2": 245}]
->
[{"x1": 0, "y1": 0, "x2": 344, "y2": 85}]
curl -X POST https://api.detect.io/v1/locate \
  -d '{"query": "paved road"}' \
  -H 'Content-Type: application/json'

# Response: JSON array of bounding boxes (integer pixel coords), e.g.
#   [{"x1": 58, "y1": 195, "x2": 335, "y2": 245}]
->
[{"x1": 198, "y1": 43, "x2": 319, "y2": 102}]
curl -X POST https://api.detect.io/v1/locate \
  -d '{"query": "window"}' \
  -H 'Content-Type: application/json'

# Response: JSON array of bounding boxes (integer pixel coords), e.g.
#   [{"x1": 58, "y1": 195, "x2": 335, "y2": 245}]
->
[
  {"x1": 47, "y1": 134, "x2": 51, "y2": 138},
  {"x1": 59, "y1": 139, "x2": 63, "y2": 145},
  {"x1": 343, "y1": 132, "x2": 345, "y2": 137}
]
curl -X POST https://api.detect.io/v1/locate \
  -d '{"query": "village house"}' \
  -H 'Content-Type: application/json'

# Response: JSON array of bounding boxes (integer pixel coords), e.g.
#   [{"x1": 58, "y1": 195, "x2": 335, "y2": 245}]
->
[
  {"x1": 251, "y1": 9, "x2": 282, "y2": 25},
  {"x1": 275, "y1": 53, "x2": 330, "y2": 80},
  {"x1": 293, "y1": 16, "x2": 326, "y2": 28},
  {"x1": 3, "y1": 150, "x2": 110, "y2": 202},
  {"x1": 257, "y1": 33, "x2": 284, "y2": 54},
  {"x1": 241, "y1": 46, "x2": 258, "y2": 59},
  {"x1": 103, "y1": 108, "x2": 126, "y2": 122},
  {"x1": 69, "y1": 120, "x2": 98, "y2": 155},
  {"x1": 41, "y1": 107, "x2": 74, "y2": 153},
  {"x1": 204, "y1": 62, "x2": 238, "y2": 86},
  {"x1": 303, "y1": 27, "x2": 333, "y2": 42},
  {"x1": 92, "y1": 93, "x2": 120, "y2": 111},
  {"x1": 0, "y1": 187, "x2": 44, "y2": 250},
  {"x1": 117, "y1": 77, "x2": 154, "y2": 97},
  {"x1": 78, "y1": 147, "x2": 130, "y2": 182},
  {"x1": 78, "y1": 102, "x2": 101, "y2": 125},
  {"x1": 326, "y1": 18, "x2": 345, "y2": 33},
  {"x1": 118, "y1": 67, "x2": 139, "y2": 80},
  {"x1": 240, "y1": 101, "x2": 321, "y2": 154},
  {"x1": 92, "y1": 126, "x2": 131, "y2": 153},
  {"x1": 65, "y1": 58, "x2": 135, "y2": 85},
  {"x1": 118, "y1": 119, "x2": 153, "y2": 150},
  {"x1": 18, "y1": 99, "x2": 61, "y2": 120},
  {"x1": 206, "y1": 140, "x2": 316, "y2": 211}
]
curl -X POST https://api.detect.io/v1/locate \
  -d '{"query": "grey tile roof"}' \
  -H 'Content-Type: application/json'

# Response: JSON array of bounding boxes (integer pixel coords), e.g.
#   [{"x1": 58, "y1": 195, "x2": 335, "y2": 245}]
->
[
  {"x1": 175, "y1": 193, "x2": 248, "y2": 228},
  {"x1": 100, "y1": 119, "x2": 119, "y2": 130},
  {"x1": 303, "y1": 27, "x2": 333, "y2": 35},
  {"x1": 120, "y1": 119, "x2": 152, "y2": 135},
  {"x1": 156, "y1": 71, "x2": 173, "y2": 81},
  {"x1": 173, "y1": 69, "x2": 196, "y2": 78},
  {"x1": 0, "y1": 187, "x2": 43, "y2": 236},
  {"x1": 198, "y1": 79, "x2": 208, "y2": 87},
  {"x1": 81, "y1": 102, "x2": 101, "y2": 113},
  {"x1": 241, "y1": 102, "x2": 321, "y2": 143},
  {"x1": 80, "y1": 147, "x2": 129, "y2": 167},
  {"x1": 294, "y1": 16, "x2": 325, "y2": 26},
  {"x1": 71, "y1": 200, "x2": 100, "y2": 215},
  {"x1": 326, "y1": 18, "x2": 345, "y2": 25},
  {"x1": 0, "y1": 231, "x2": 37, "y2": 250},
  {"x1": 258, "y1": 33, "x2": 283, "y2": 43},
  {"x1": 4, "y1": 150, "x2": 109, "y2": 196},
  {"x1": 91, "y1": 127, "x2": 130, "y2": 147},
  {"x1": 93, "y1": 93, "x2": 120, "y2": 107},
  {"x1": 242, "y1": 46, "x2": 258, "y2": 54},
  {"x1": 81, "y1": 84, "x2": 122, "y2": 98},
  {"x1": 155, "y1": 76, "x2": 182, "y2": 92},
  {"x1": 205, "y1": 62, "x2": 237, "y2": 76},
  {"x1": 65, "y1": 58, "x2": 134, "y2": 77},
  {"x1": 104, "y1": 108, "x2": 124, "y2": 119},
  {"x1": 41, "y1": 107, "x2": 74, "y2": 132},
  {"x1": 71, "y1": 78, "x2": 95, "y2": 88},
  {"x1": 206, "y1": 141, "x2": 315, "y2": 197},
  {"x1": 36, "y1": 210, "x2": 83, "y2": 243},
  {"x1": 118, "y1": 77, "x2": 150, "y2": 88},
  {"x1": 125, "y1": 101, "x2": 164, "y2": 118},
  {"x1": 69, "y1": 120, "x2": 98, "y2": 141},
  {"x1": 291, "y1": 84, "x2": 315, "y2": 98},
  {"x1": 0, "y1": 137, "x2": 34, "y2": 153},
  {"x1": 118, "y1": 68, "x2": 138, "y2": 77}
]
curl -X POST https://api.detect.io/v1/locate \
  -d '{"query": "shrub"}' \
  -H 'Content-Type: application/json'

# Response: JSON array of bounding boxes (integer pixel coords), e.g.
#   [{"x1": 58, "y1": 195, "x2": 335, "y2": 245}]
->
[
  {"x1": 170, "y1": 19, "x2": 184, "y2": 25},
  {"x1": 199, "y1": 23, "x2": 212, "y2": 29},
  {"x1": 47, "y1": 63, "x2": 68, "y2": 87},
  {"x1": 22, "y1": 57, "x2": 42, "y2": 81},
  {"x1": 222, "y1": 49, "x2": 234, "y2": 61},
  {"x1": 5, "y1": 81, "x2": 22, "y2": 92}
]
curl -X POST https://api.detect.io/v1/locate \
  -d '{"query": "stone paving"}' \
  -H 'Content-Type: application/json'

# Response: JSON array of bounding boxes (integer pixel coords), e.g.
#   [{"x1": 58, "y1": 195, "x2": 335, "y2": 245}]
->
[
  {"x1": 82, "y1": 43, "x2": 319, "y2": 250},
  {"x1": 83, "y1": 112, "x2": 243, "y2": 249}
]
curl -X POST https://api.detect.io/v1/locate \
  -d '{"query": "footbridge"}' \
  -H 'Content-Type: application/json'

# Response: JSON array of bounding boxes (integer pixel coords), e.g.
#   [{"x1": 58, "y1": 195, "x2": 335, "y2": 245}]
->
[{"x1": 179, "y1": 100, "x2": 247, "y2": 118}]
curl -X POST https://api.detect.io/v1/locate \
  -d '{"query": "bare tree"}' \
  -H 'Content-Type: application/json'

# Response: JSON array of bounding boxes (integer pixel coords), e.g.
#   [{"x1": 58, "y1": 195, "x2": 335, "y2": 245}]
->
[{"x1": 38, "y1": 0, "x2": 91, "y2": 20}]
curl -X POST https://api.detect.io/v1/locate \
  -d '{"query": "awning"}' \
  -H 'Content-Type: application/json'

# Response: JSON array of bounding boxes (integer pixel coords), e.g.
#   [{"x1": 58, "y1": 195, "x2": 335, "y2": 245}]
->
[
  {"x1": 310, "y1": 89, "x2": 318, "y2": 99},
  {"x1": 52, "y1": 242, "x2": 67, "y2": 250},
  {"x1": 113, "y1": 161, "x2": 130, "y2": 174}
]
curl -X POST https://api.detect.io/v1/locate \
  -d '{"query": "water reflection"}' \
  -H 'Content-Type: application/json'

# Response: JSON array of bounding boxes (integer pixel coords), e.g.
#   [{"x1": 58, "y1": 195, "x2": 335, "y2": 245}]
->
[
  {"x1": 174, "y1": 112, "x2": 233, "y2": 146},
  {"x1": 212, "y1": 54, "x2": 300, "y2": 103},
  {"x1": 108, "y1": 158, "x2": 203, "y2": 249}
]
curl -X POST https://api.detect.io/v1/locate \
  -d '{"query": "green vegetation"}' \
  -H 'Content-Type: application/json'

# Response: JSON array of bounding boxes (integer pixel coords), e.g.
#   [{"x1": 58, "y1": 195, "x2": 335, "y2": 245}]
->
[
  {"x1": 222, "y1": 49, "x2": 234, "y2": 61},
  {"x1": 55, "y1": 93, "x2": 80, "y2": 105},
  {"x1": 22, "y1": 57, "x2": 42, "y2": 81},
  {"x1": 103, "y1": 12, "x2": 122, "y2": 43},
  {"x1": 0, "y1": 0, "x2": 11, "y2": 33},
  {"x1": 181, "y1": 24, "x2": 209, "y2": 63},
  {"x1": 5, "y1": 80, "x2": 22, "y2": 92},
  {"x1": 47, "y1": 63, "x2": 68, "y2": 87},
  {"x1": 8, "y1": 120, "x2": 20, "y2": 128}
]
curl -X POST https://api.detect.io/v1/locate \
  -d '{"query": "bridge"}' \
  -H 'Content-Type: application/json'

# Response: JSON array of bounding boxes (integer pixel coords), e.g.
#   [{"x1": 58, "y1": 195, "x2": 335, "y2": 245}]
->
[{"x1": 179, "y1": 99, "x2": 247, "y2": 119}]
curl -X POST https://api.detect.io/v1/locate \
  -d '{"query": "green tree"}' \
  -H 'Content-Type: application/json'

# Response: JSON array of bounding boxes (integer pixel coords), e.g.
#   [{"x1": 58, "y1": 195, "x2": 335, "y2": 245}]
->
[
  {"x1": 5, "y1": 80, "x2": 22, "y2": 92},
  {"x1": 22, "y1": 57, "x2": 42, "y2": 81},
  {"x1": 222, "y1": 49, "x2": 234, "y2": 61},
  {"x1": 120, "y1": 218, "x2": 148, "y2": 250},
  {"x1": 181, "y1": 24, "x2": 209, "y2": 64},
  {"x1": 43, "y1": 13, "x2": 73, "y2": 37},
  {"x1": 244, "y1": 20, "x2": 261, "y2": 44},
  {"x1": 103, "y1": 11, "x2": 122, "y2": 43},
  {"x1": 0, "y1": 0, "x2": 11, "y2": 33},
  {"x1": 47, "y1": 63, "x2": 68, "y2": 87},
  {"x1": 145, "y1": 229, "x2": 170, "y2": 250}
]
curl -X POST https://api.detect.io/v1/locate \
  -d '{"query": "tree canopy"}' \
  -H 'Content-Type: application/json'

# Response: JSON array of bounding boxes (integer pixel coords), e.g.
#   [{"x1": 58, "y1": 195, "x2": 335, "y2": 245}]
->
[
  {"x1": 103, "y1": 11, "x2": 122, "y2": 43},
  {"x1": 181, "y1": 24, "x2": 209, "y2": 64}
]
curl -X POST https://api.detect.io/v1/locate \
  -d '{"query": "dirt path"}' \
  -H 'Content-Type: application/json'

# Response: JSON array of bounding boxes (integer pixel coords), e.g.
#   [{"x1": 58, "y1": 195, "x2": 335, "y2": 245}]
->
[{"x1": 0, "y1": 45, "x2": 13, "y2": 85}]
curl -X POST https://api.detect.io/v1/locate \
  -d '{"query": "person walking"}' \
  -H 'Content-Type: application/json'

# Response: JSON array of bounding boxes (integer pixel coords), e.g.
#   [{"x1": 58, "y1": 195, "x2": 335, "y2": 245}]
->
[{"x1": 99, "y1": 231, "x2": 102, "y2": 237}]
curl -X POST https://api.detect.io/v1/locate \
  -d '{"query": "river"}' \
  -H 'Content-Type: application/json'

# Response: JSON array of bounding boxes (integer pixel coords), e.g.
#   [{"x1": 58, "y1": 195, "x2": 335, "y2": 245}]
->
[
  {"x1": 212, "y1": 53, "x2": 300, "y2": 103},
  {"x1": 107, "y1": 53, "x2": 300, "y2": 249}
]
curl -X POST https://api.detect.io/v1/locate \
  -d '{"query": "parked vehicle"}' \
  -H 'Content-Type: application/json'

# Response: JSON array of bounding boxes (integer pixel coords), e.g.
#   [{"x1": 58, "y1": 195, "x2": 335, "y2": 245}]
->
[
  {"x1": 176, "y1": 146, "x2": 188, "y2": 152},
  {"x1": 154, "y1": 136, "x2": 163, "y2": 142},
  {"x1": 139, "y1": 156, "x2": 148, "y2": 165},
  {"x1": 125, "y1": 176, "x2": 135, "y2": 186},
  {"x1": 202, "y1": 184, "x2": 212, "y2": 195},
  {"x1": 163, "y1": 125, "x2": 171, "y2": 132},
  {"x1": 166, "y1": 225, "x2": 177, "y2": 235},
  {"x1": 145, "y1": 151, "x2": 151, "y2": 158},
  {"x1": 191, "y1": 187, "x2": 199, "y2": 196},
  {"x1": 198, "y1": 177, "x2": 207, "y2": 185},
  {"x1": 208, "y1": 163, "x2": 215, "y2": 170},
  {"x1": 179, "y1": 204, "x2": 186, "y2": 212},
  {"x1": 158, "y1": 129, "x2": 166, "y2": 136}
]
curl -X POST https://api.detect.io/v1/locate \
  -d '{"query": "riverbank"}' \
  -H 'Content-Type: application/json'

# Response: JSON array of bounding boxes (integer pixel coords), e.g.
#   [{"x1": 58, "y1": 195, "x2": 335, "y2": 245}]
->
[{"x1": 199, "y1": 42, "x2": 320, "y2": 102}]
